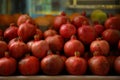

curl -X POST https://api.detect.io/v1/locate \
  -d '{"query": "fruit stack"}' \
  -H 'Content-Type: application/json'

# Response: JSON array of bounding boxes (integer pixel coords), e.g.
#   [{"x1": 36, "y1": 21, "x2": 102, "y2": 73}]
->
[{"x1": 0, "y1": 10, "x2": 120, "y2": 76}]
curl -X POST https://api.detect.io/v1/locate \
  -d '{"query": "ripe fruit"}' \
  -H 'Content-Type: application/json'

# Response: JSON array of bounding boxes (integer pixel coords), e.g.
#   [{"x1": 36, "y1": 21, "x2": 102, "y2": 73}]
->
[
  {"x1": 0, "y1": 41, "x2": 8, "y2": 57},
  {"x1": 114, "y1": 56, "x2": 120, "y2": 74}
]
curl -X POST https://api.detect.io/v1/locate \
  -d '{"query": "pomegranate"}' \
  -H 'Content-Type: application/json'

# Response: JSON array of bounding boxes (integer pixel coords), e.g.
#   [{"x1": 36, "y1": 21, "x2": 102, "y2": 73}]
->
[
  {"x1": 88, "y1": 52, "x2": 110, "y2": 76},
  {"x1": 31, "y1": 40, "x2": 49, "y2": 59},
  {"x1": 93, "y1": 23, "x2": 105, "y2": 36},
  {"x1": 19, "y1": 54, "x2": 40, "y2": 75},
  {"x1": 114, "y1": 56, "x2": 120, "y2": 74},
  {"x1": 0, "y1": 41, "x2": 8, "y2": 57},
  {"x1": 41, "y1": 51, "x2": 64, "y2": 75},
  {"x1": 102, "y1": 29, "x2": 120, "y2": 45},
  {"x1": 105, "y1": 16, "x2": 120, "y2": 30},
  {"x1": 17, "y1": 14, "x2": 34, "y2": 26},
  {"x1": 90, "y1": 38, "x2": 110, "y2": 56},
  {"x1": 27, "y1": 40, "x2": 34, "y2": 52},
  {"x1": 36, "y1": 29, "x2": 43, "y2": 40},
  {"x1": 59, "y1": 22, "x2": 76, "y2": 39},
  {"x1": 72, "y1": 15, "x2": 89, "y2": 28},
  {"x1": 0, "y1": 52, "x2": 17, "y2": 76},
  {"x1": 18, "y1": 20, "x2": 37, "y2": 41},
  {"x1": 9, "y1": 38, "x2": 28, "y2": 59},
  {"x1": 43, "y1": 29, "x2": 57, "y2": 39},
  {"x1": 8, "y1": 37, "x2": 18, "y2": 48},
  {"x1": 81, "y1": 11, "x2": 86, "y2": 17},
  {"x1": 65, "y1": 52, "x2": 87, "y2": 75},
  {"x1": 45, "y1": 35, "x2": 64, "y2": 52},
  {"x1": 53, "y1": 11, "x2": 67, "y2": 30},
  {"x1": 4, "y1": 23, "x2": 18, "y2": 41},
  {"x1": 64, "y1": 35, "x2": 84, "y2": 57},
  {"x1": 78, "y1": 25, "x2": 97, "y2": 44}
]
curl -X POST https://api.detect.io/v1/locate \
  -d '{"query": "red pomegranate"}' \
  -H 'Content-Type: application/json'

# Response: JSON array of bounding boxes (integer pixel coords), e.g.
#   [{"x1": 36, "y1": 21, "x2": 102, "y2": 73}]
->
[
  {"x1": 27, "y1": 40, "x2": 34, "y2": 52},
  {"x1": 105, "y1": 16, "x2": 120, "y2": 30},
  {"x1": 18, "y1": 20, "x2": 36, "y2": 41},
  {"x1": 4, "y1": 23, "x2": 18, "y2": 41},
  {"x1": 78, "y1": 25, "x2": 97, "y2": 44},
  {"x1": 59, "y1": 22, "x2": 76, "y2": 39},
  {"x1": 8, "y1": 37, "x2": 18, "y2": 48},
  {"x1": 93, "y1": 23, "x2": 105, "y2": 36},
  {"x1": 9, "y1": 38, "x2": 28, "y2": 59},
  {"x1": 17, "y1": 14, "x2": 34, "y2": 26},
  {"x1": 64, "y1": 35, "x2": 84, "y2": 57},
  {"x1": 41, "y1": 52, "x2": 64, "y2": 75},
  {"x1": 43, "y1": 29, "x2": 57, "y2": 39},
  {"x1": 0, "y1": 41, "x2": 8, "y2": 57},
  {"x1": 88, "y1": 52, "x2": 110, "y2": 76},
  {"x1": 53, "y1": 11, "x2": 67, "y2": 30},
  {"x1": 0, "y1": 52, "x2": 17, "y2": 76},
  {"x1": 65, "y1": 52, "x2": 87, "y2": 75},
  {"x1": 45, "y1": 35, "x2": 64, "y2": 52},
  {"x1": 35, "y1": 29, "x2": 43, "y2": 40},
  {"x1": 90, "y1": 38, "x2": 110, "y2": 56},
  {"x1": 31, "y1": 40, "x2": 49, "y2": 59},
  {"x1": 19, "y1": 55, "x2": 40, "y2": 75},
  {"x1": 102, "y1": 29, "x2": 120, "y2": 45},
  {"x1": 72, "y1": 15, "x2": 89, "y2": 28},
  {"x1": 114, "y1": 56, "x2": 120, "y2": 74}
]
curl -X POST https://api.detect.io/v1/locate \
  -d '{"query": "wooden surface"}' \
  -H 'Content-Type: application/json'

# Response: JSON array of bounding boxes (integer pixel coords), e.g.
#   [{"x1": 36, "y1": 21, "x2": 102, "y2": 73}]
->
[{"x1": 0, "y1": 76, "x2": 119, "y2": 80}]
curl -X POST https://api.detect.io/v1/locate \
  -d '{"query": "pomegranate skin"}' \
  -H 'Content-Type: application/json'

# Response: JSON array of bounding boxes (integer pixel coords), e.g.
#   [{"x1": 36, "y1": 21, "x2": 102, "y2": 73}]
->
[
  {"x1": 59, "y1": 23, "x2": 76, "y2": 39},
  {"x1": 72, "y1": 16, "x2": 89, "y2": 28},
  {"x1": 0, "y1": 41, "x2": 8, "y2": 57},
  {"x1": 105, "y1": 16, "x2": 120, "y2": 30},
  {"x1": 18, "y1": 21, "x2": 36, "y2": 41},
  {"x1": 9, "y1": 41, "x2": 28, "y2": 59},
  {"x1": 93, "y1": 24, "x2": 104, "y2": 36},
  {"x1": 41, "y1": 54, "x2": 64, "y2": 75},
  {"x1": 64, "y1": 36, "x2": 85, "y2": 57},
  {"x1": 65, "y1": 56, "x2": 87, "y2": 75},
  {"x1": 4, "y1": 23, "x2": 18, "y2": 41},
  {"x1": 88, "y1": 56, "x2": 110, "y2": 76},
  {"x1": 114, "y1": 56, "x2": 120, "y2": 74},
  {"x1": 45, "y1": 35, "x2": 64, "y2": 52},
  {"x1": 0, "y1": 56, "x2": 17, "y2": 76},
  {"x1": 78, "y1": 25, "x2": 97, "y2": 44},
  {"x1": 31, "y1": 40, "x2": 49, "y2": 59},
  {"x1": 90, "y1": 39, "x2": 110, "y2": 56},
  {"x1": 102, "y1": 29, "x2": 120, "y2": 45},
  {"x1": 19, "y1": 56, "x2": 40, "y2": 75},
  {"x1": 43, "y1": 29, "x2": 57, "y2": 39}
]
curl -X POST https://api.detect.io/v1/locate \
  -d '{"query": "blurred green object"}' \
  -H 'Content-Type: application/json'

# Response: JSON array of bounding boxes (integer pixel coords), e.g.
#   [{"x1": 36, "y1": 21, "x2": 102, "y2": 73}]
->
[{"x1": 91, "y1": 9, "x2": 108, "y2": 24}]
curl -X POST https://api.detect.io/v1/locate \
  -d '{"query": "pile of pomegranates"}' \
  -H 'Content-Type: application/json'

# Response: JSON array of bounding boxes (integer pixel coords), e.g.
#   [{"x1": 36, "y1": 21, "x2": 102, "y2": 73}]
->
[{"x1": 0, "y1": 12, "x2": 119, "y2": 76}]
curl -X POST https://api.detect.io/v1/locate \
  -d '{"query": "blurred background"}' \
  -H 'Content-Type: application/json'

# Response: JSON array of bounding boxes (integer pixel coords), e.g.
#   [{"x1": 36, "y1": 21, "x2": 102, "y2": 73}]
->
[{"x1": 0, "y1": 0, "x2": 120, "y2": 17}]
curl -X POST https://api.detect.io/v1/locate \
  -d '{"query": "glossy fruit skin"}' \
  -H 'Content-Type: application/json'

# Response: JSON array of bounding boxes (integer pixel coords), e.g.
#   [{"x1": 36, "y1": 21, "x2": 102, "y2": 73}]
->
[
  {"x1": 59, "y1": 23, "x2": 76, "y2": 39},
  {"x1": 19, "y1": 56, "x2": 40, "y2": 75},
  {"x1": 17, "y1": 14, "x2": 34, "y2": 26},
  {"x1": 105, "y1": 16, "x2": 120, "y2": 31},
  {"x1": 31, "y1": 40, "x2": 49, "y2": 59},
  {"x1": 41, "y1": 54, "x2": 64, "y2": 75},
  {"x1": 90, "y1": 39, "x2": 110, "y2": 56},
  {"x1": 65, "y1": 56, "x2": 87, "y2": 75},
  {"x1": 27, "y1": 40, "x2": 34, "y2": 52},
  {"x1": 93, "y1": 24, "x2": 104, "y2": 36},
  {"x1": 4, "y1": 23, "x2": 18, "y2": 41},
  {"x1": 78, "y1": 25, "x2": 97, "y2": 44},
  {"x1": 114, "y1": 56, "x2": 120, "y2": 74},
  {"x1": 9, "y1": 40, "x2": 28, "y2": 59},
  {"x1": 43, "y1": 29, "x2": 57, "y2": 39},
  {"x1": 64, "y1": 36, "x2": 84, "y2": 57},
  {"x1": 36, "y1": 29, "x2": 43, "y2": 40},
  {"x1": 18, "y1": 20, "x2": 36, "y2": 42},
  {"x1": 72, "y1": 16, "x2": 89, "y2": 28},
  {"x1": 88, "y1": 56, "x2": 110, "y2": 76},
  {"x1": 53, "y1": 14, "x2": 67, "y2": 31},
  {"x1": 0, "y1": 41, "x2": 8, "y2": 57},
  {"x1": 102, "y1": 29, "x2": 120, "y2": 45},
  {"x1": 0, "y1": 56, "x2": 17, "y2": 76},
  {"x1": 45, "y1": 35, "x2": 64, "y2": 52},
  {"x1": 8, "y1": 38, "x2": 18, "y2": 48}
]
